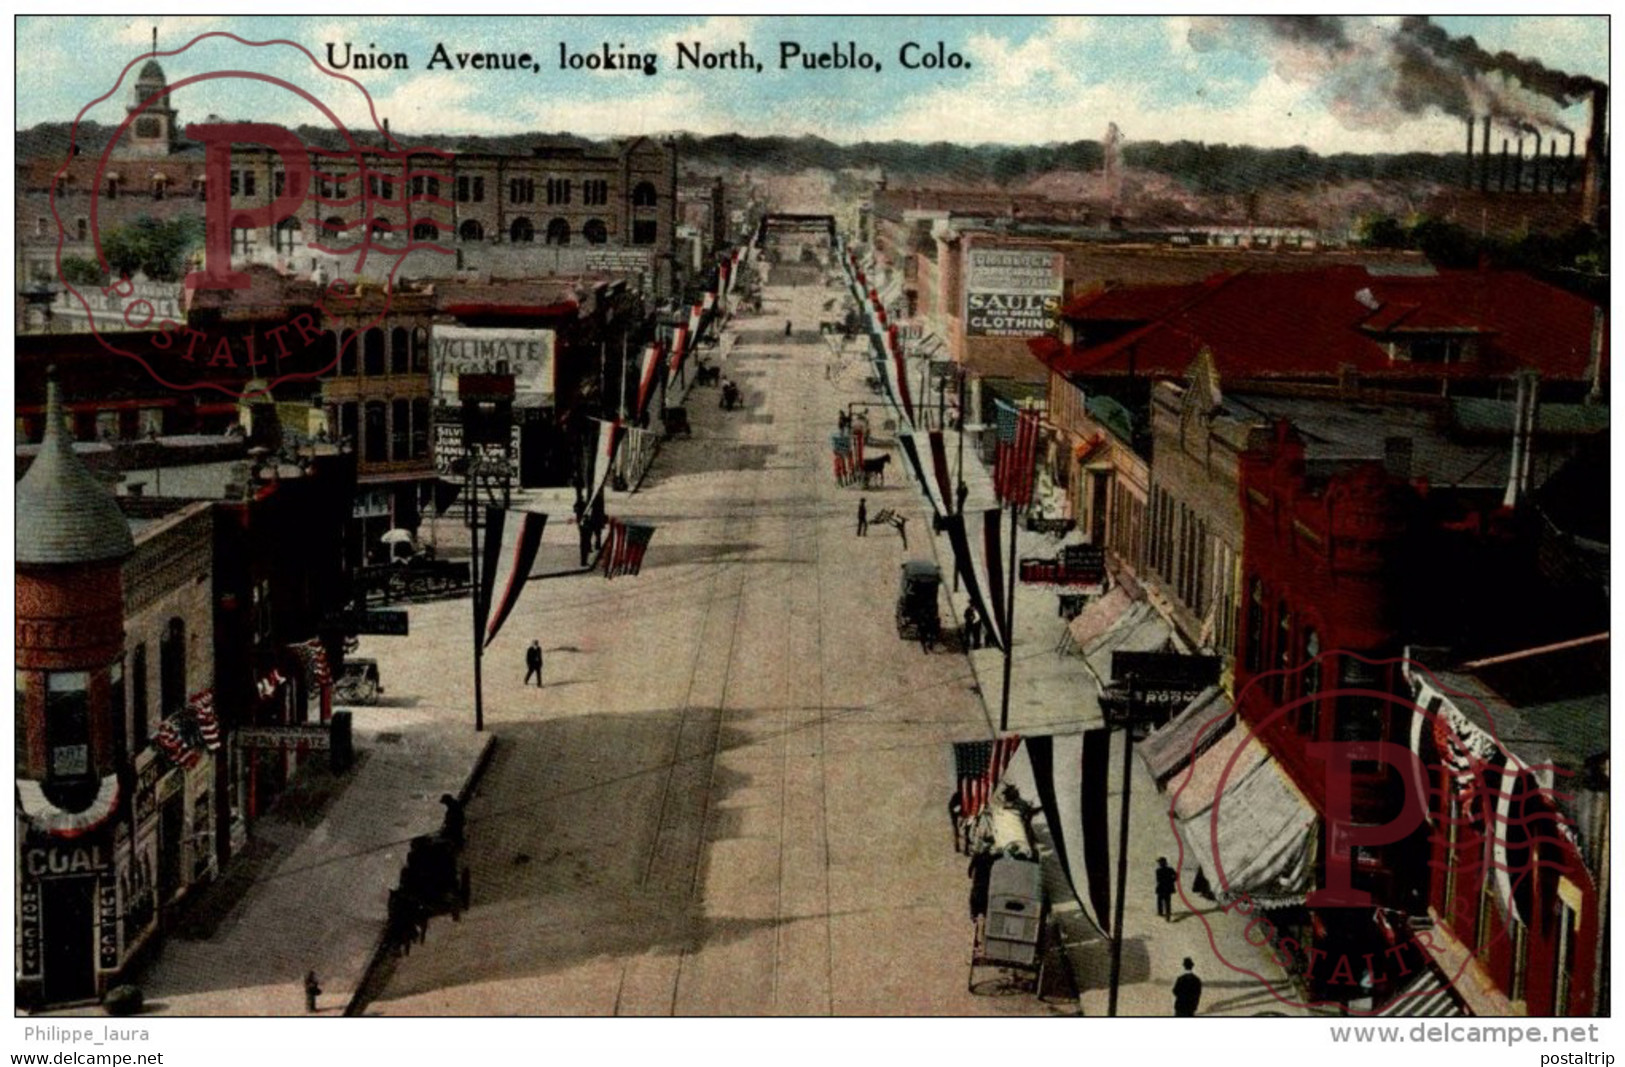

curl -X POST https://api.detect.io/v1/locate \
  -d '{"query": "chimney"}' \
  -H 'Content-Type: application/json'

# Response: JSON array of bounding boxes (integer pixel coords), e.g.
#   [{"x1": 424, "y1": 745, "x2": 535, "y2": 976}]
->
[
  {"x1": 1481, "y1": 116, "x2": 1492, "y2": 191},
  {"x1": 1500, "y1": 139, "x2": 1509, "y2": 192},
  {"x1": 1531, "y1": 133, "x2": 1542, "y2": 193},
  {"x1": 1514, "y1": 135, "x2": 1525, "y2": 193},
  {"x1": 1383, "y1": 436, "x2": 1414, "y2": 479},
  {"x1": 1583, "y1": 86, "x2": 1608, "y2": 225},
  {"x1": 1465, "y1": 117, "x2": 1475, "y2": 188},
  {"x1": 1548, "y1": 139, "x2": 1559, "y2": 194},
  {"x1": 1567, "y1": 132, "x2": 1577, "y2": 193},
  {"x1": 1502, "y1": 369, "x2": 1541, "y2": 510}
]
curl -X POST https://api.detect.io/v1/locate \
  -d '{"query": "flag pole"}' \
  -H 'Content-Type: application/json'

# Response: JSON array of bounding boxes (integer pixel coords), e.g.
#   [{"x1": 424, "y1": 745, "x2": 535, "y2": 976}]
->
[
  {"x1": 468, "y1": 458, "x2": 485, "y2": 734},
  {"x1": 998, "y1": 501, "x2": 1018, "y2": 734}
]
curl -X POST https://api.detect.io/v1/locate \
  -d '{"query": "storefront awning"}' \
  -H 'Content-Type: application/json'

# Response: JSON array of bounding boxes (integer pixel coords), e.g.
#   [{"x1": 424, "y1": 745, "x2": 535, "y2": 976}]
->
[
  {"x1": 1082, "y1": 599, "x2": 1171, "y2": 689},
  {"x1": 1377, "y1": 966, "x2": 1468, "y2": 1017},
  {"x1": 1139, "y1": 685, "x2": 1231, "y2": 783},
  {"x1": 1171, "y1": 724, "x2": 1316, "y2": 908},
  {"x1": 1067, "y1": 586, "x2": 1132, "y2": 649}
]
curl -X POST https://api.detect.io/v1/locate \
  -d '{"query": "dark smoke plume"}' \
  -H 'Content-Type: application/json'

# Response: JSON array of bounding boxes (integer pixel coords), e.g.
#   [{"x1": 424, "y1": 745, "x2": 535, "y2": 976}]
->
[{"x1": 1192, "y1": 16, "x2": 1604, "y2": 134}]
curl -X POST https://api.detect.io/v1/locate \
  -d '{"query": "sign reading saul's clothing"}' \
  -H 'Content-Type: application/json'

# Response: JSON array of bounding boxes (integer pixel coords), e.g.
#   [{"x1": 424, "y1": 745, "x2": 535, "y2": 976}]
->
[{"x1": 964, "y1": 248, "x2": 1064, "y2": 338}]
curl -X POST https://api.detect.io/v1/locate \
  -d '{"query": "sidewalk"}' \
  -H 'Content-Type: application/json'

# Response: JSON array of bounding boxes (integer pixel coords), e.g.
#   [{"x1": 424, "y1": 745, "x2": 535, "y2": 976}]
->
[
  {"x1": 45, "y1": 711, "x2": 492, "y2": 1017},
  {"x1": 861, "y1": 365, "x2": 1318, "y2": 1016}
]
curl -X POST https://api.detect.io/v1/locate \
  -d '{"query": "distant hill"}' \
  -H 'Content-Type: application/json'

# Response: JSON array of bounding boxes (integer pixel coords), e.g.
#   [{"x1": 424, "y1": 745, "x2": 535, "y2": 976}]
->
[{"x1": 19, "y1": 121, "x2": 1479, "y2": 195}]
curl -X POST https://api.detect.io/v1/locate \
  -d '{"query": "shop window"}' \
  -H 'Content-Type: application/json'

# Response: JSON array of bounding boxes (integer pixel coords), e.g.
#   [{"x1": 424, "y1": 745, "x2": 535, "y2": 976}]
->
[
  {"x1": 364, "y1": 401, "x2": 387, "y2": 462},
  {"x1": 364, "y1": 328, "x2": 386, "y2": 376},
  {"x1": 391, "y1": 327, "x2": 409, "y2": 374},
  {"x1": 632, "y1": 219, "x2": 657, "y2": 245},
  {"x1": 392, "y1": 399, "x2": 410, "y2": 461},
  {"x1": 582, "y1": 218, "x2": 608, "y2": 244},
  {"x1": 159, "y1": 618, "x2": 186, "y2": 718}
]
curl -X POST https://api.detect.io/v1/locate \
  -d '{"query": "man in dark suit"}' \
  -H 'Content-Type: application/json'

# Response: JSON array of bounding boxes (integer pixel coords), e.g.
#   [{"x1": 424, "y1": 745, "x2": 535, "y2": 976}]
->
[
  {"x1": 1173, "y1": 958, "x2": 1203, "y2": 1016},
  {"x1": 1155, "y1": 856, "x2": 1178, "y2": 920}
]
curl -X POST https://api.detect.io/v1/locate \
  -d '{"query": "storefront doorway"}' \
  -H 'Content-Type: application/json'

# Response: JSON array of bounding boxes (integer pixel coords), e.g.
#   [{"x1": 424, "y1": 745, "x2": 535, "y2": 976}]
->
[{"x1": 41, "y1": 876, "x2": 96, "y2": 1004}]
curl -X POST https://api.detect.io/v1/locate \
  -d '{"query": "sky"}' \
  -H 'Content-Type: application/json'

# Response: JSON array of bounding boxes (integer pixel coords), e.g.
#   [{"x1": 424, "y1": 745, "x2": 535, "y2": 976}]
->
[{"x1": 12, "y1": 14, "x2": 1612, "y2": 155}]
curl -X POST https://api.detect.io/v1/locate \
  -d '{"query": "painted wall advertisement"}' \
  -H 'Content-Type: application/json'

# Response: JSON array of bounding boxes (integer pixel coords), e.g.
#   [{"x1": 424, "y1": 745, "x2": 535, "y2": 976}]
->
[
  {"x1": 432, "y1": 326, "x2": 556, "y2": 408},
  {"x1": 964, "y1": 248, "x2": 1064, "y2": 337}
]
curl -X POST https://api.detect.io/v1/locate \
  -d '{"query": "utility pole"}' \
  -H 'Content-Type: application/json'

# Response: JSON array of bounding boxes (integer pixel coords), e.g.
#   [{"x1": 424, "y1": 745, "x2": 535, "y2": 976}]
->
[
  {"x1": 466, "y1": 456, "x2": 485, "y2": 733},
  {"x1": 998, "y1": 503, "x2": 1019, "y2": 733},
  {"x1": 1106, "y1": 676, "x2": 1136, "y2": 1016}
]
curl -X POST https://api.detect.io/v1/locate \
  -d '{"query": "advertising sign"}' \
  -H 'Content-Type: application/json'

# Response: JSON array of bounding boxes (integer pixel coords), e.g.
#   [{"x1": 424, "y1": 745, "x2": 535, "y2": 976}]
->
[
  {"x1": 433, "y1": 420, "x2": 523, "y2": 479},
  {"x1": 964, "y1": 248, "x2": 1064, "y2": 337},
  {"x1": 432, "y1": 327, "x2": 556, "y2": 408}
]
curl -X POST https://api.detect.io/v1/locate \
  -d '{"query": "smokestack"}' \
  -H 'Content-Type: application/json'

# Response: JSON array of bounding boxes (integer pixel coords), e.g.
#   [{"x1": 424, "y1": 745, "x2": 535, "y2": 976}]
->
[
  {"x1": 1465, "y1": 117, "x2": 1475, "y2": 189},
  {"x1": 1567, "y1": 132, "x2": 1577, "y2": 193},
  {"x1": 1583, "y1": 86, "x2": 1608, "y2": 225},
  {"x1": 1548, "y1": 139, "x2": 1558, "y2": 194},
  {"x1": 1502, "y1": 369, "x2": 1541, "y2": 510},
  {"x1": 1500, "y1": 139, "x2": 1509, "y2": 192},
  {"x1": 1514, "y1": 136, "x2": 1524, "y2": 194},
  {"x1": 1531, "y1": 132, "x2": 1542, "y2": 193},
  {"x1": 1481, "y1": 115, "x2": 1492, "y2": 191}
]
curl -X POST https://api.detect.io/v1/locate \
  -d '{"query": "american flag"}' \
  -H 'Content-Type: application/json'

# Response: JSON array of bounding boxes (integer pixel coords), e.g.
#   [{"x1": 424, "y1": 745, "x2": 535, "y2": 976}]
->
[
  {"x1": 953, "y1": 736, "x2": 1023, "y2": 820},
  {"x1": 153, "y1": 718, "x2": 202, "y2": 770},
  {"x1": 994, "y1": 400, "x2": 1042, "y2": 508},
  {"x1": 602, "y1": 519, "x2": 656, "y2": 578},
  {"x1": 188, "y1": 690, "x2": 221, "y2": 751}
]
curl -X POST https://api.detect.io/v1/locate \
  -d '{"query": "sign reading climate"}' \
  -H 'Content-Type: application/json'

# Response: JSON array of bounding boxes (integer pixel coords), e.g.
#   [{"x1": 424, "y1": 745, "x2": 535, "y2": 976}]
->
[
  {"x1": 432, "y1": 326, "x2": 557, "y2": 408},
  {"x1": 964, "y1": 249, "x2": 1064, "y2": 338}
]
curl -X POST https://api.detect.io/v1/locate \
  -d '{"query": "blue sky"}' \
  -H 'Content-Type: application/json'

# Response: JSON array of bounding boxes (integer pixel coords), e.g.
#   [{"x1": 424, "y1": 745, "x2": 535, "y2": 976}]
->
[{"x1": 13, "y1": 14, "x2": 1611, "y2": 154}]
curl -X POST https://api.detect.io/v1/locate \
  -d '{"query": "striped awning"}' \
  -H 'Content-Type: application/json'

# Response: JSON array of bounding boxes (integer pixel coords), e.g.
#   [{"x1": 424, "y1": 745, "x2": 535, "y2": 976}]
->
[{"x1": 1378, "y1": 967, "x2": 1469, "y2": 1017}]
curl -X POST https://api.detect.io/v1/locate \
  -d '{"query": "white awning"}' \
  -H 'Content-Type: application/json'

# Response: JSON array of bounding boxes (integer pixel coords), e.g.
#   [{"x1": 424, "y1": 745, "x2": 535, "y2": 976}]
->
[
  {"x1": 1082, "y1": 599, "x2": 1171, "y2": 689},
  {"x1": 1068, "y1": 586, "x2": 1131, "y2": 649},
  {"x1": 1171, "y1": 725, "x2": 1316, "y2": 908},
  {"x1": 1139, "y1": 685, "x2": 1232, "y2": 783},
  {"x1": 1377, "y1": 966, "x2": 1468, "y2": 1017}
]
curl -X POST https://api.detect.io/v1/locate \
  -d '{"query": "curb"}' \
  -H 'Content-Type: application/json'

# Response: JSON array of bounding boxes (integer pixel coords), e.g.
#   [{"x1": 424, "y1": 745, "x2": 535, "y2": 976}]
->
[{"x1": 343, "y1": 732, "x2": 498, "y2": 1017}]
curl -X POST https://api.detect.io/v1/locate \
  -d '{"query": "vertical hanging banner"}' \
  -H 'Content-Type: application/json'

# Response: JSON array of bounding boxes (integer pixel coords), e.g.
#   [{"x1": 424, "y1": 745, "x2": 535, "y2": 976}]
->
[
  {"x1": 669, "y1": 324, "x2": 690, "y2": 383},
  {"x1": 588, "y1": 418, "x2": 625, "y2": 504},
  {"x1": 479, "y1": 508, "x2": 548, "y2": 648},
  {"x1": 635, "y1": 342, "x2": 665, "y2": 421},
  {"x1": 942, "y1": 509, "x2": 1010, "y2": 653}
]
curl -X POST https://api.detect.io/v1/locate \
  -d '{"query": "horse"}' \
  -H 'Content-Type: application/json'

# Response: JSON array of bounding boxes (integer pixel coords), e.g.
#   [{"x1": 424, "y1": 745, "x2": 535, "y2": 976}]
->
[{"x1": 861, "y1": 454, "x2": 891, "y2": 488}]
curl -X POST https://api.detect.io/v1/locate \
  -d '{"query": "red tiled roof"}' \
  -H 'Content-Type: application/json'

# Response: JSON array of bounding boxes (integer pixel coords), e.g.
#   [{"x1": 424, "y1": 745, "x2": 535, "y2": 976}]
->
[
  {"x1": 1050, "y1": 267, "x2": 1601, "y2": 382},
  {"x1": 1060, "y1": 279, "x2": 1214, "y2": 320}
]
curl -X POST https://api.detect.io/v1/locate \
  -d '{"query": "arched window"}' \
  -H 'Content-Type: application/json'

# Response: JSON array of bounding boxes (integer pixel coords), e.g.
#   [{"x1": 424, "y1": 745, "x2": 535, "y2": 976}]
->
[
  {"x1": 370, "y1": 217, "x2": 393, "y2": 242},
  {"x1": 1244, "y1": 578, "x2": 1264, "y2": 674},
  {"x1": 364, "y1": 400, "x2": 387, "y2": 462},
  {"x1": 1297, "y1": 629, "x2": 1321, "y2": 737},
  {"x1": 391, "y1": 326, "x2": 409, "y2": 374},
  {"x1": 412, "y1": 326, "x2": 429, "y2": 372},
  {"x1": 509, "y1": 217, "x2": 534, "y2": 243},
  {"x1": 159, "y1": 618, "x2": 186, "y2": 718},
  {"x1": 544, "y1": 218, "x2": 570, "y2": 245},
  {"x1": 322, "y1": 216, "x2": 347, "y2": 242},
  {"x1": 631, "y1": 181, "x2": 658, "y2": 207},
  {"x1": 458, "y1": 219, "x2": 485, "y2": 242},
  {"x1": 412, "y1": 220, "x2": 439, "y2": 241},
  {"x1": 274, "y1": 217, "x2": 301, "y2": 255},
  {"x1": 339, "y1": 329, "x2": 357, "y2": 376},
  {"x1": 582, "y1": 218, "x2": 608, "y2": 244},
  {"x1": 364, "y1": 327, "x2": 386, "y2": 376}
]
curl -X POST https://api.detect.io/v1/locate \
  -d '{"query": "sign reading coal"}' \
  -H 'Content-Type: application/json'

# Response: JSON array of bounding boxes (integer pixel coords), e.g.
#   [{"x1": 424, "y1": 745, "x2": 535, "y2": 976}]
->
[
  {"x1": 432, "y1": 326, "x2": 556, "y2": 408},
  {"x1": 965, "y1": 249, "x2": 1064, "y2": 337}
]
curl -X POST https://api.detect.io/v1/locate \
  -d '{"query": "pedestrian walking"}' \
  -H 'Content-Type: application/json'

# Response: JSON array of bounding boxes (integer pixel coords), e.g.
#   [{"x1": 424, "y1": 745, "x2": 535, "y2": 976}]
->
[
  {"x1": 524, "y1": 640, "x2": 543, "y2": 687},
  {"x1": 590, "y1": 494, "x2": 606, "y2": 551},
  {"x1": 785, "y1": 319, "x2": 793, "y2": 336},
  {"x1": 1173, "y1": 958, "x2": 1203, "y2": 1017},
  {"x1": 857, "y1": 497, "x2": 868, "y2": 537},
  {"x1": 963, "y1": 604, "x2": 981, "y2": 650},
  {"x1": 1155, "y1": 856, "x2": 1178, "y2": 920},
  {"x1": 440, "y1": 793, "x2": 466, "y2": 846},
  {"x1": 578, "y1": 520, "x2": 593, "y2": 568},
  {"x1": 303, "y1": 970, "x2": 322, "y2": 1013},
  {"x1": 895, "y1": 514, "x2": 908, "y2": 550}
]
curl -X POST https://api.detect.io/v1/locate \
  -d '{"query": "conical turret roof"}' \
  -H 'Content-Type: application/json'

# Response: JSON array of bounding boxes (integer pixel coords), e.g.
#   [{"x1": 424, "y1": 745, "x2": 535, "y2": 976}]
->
[{"x1": 16, "y1": 374, "x2": 135, "y2": 565}]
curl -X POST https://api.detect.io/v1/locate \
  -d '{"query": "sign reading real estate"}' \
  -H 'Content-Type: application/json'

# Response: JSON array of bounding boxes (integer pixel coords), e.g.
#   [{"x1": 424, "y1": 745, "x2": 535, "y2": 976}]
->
[
  {"x1": 432, "y1": 326, "x2": 556, "y2": 408},
  {"x1": 964, "y1": 248, "x2": 1064, "y2": 337}
]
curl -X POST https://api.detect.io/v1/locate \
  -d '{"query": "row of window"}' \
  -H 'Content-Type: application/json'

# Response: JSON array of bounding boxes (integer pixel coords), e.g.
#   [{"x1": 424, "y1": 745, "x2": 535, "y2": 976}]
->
[
  {"x1": 324, "y1": 325, "x2": 431, "y2": 377},
  {"x1": 279, "y1": 215, "x2": 642, "y2": 245},
  {"x1": 333, "y1": 397, "x2": 432, "y2": 464},
  {"x1": 1147, "y1": 483, "x2": 1238, "y2": 654},
  {"x1": 65, "y1": 174, "x2": 658, "y2": 207}
]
